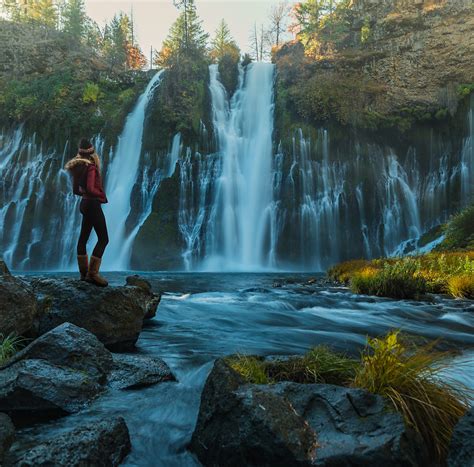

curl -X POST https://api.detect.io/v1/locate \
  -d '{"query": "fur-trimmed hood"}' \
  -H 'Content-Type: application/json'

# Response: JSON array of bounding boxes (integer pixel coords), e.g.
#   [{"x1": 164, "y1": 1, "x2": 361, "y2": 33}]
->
[{"x1": 64, "y1": 155, "x2": 94, "y2": 171}]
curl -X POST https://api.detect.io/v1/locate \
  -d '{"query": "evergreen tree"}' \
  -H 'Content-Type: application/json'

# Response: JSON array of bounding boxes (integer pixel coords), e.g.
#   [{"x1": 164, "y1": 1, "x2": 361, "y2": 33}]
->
[
  {"x1": 155, "y1": 0, "x2": 208, "y2": 67},
  {"x1": 210, "y1": 19, "x2": 239, "y2": 62},
  {"x1": 62, "y1": 0, "x2": 86, "y2": 42}
]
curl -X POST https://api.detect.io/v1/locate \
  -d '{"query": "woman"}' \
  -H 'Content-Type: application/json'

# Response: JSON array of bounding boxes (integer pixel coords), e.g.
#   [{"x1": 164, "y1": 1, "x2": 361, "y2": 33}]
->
[{"x1": 65, "y1": 138, "x2": 109, "y2": 287}]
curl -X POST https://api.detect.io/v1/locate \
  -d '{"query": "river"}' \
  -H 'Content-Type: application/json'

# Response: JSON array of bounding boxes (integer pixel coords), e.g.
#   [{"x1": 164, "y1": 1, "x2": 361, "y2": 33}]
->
[{"x1": 14, "y1": 272, "x2": 474, "y2": 466}]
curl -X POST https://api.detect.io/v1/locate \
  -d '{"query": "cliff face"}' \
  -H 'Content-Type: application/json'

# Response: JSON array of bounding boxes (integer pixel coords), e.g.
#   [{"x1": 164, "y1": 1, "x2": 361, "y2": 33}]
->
[
  {"x1": 353, "y1": 0, "x2": 474, "y2": 114},
  {"x1": 274, "y1": 0, "x2": 474, "y2": 131}
]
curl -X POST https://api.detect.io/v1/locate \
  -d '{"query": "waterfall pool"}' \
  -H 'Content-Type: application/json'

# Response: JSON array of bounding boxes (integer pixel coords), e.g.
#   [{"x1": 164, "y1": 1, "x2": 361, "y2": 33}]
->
[{"x1": 14, "y1": 272, "x2": 474, "y2": 466}]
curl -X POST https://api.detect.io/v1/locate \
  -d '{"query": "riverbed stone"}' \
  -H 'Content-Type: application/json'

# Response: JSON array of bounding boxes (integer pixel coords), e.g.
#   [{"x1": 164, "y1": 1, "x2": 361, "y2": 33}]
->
[
  {"x1": 108, "y1": 353, "x2": 175, "y2": 390},
  {"x1": 6, "y1": 417, "x2": 131, "y2": 466},
  {"x1": 3, "y1": 323, "x2": 113, "y2": 384},
  {"x1": 0, "y1": 413, "x2": 14, "y2": 463},
  {"x1": 0, "y1": 260, "x2": 38, "y2": 337},
  {"x1": 190, "y1": 359, "x2": 317, "y2": 466},
  {"x1": 25, "y1": 277, "x2": 159, "y2": 350},
  {"x1": 448, "y1": 406, "x2": 474, "y2": 467},
  {"x1": 190, "y1": 358, "x2": 425, "y2": 466},
  {"x1": 0, "y1": 359, "x2": 103, "y2": 421}
]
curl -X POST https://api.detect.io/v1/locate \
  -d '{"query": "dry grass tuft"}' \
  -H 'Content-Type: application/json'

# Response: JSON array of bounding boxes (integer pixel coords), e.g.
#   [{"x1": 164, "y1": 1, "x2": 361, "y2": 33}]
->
[{"x1": 352, "y1": 331, "x2": 471, "y2": 461}]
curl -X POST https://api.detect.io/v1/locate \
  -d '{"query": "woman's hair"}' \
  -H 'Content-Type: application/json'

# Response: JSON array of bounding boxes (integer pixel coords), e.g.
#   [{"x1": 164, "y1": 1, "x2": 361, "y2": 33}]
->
[
  {"x1": 78, "y1": 137, "x2": 101, "y2": 172},
  {"x1": 79, "y1": 138, "x2": 93, "y2": 150}
]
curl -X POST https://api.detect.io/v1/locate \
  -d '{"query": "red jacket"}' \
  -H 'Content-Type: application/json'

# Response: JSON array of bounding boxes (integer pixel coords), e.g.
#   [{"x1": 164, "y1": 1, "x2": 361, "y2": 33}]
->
[
  {"x1": 65, "y1": 157, "x2": 108, "y2": 204},
  {"x1": 82, "y1": 164, "x2": 108, "y2": 203}
]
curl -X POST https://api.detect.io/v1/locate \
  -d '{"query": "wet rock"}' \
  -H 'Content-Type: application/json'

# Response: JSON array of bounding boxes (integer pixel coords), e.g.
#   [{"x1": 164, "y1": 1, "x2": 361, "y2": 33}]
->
[
  {"x1": 0, "y1": 413, "x2": 14, "y2": 464},
  {"x1": 7, "y1": 417, "x2": 131, "y2": 466},
  {"x1": 448, "y1": 407, "x2": 474, "y2": 467},
  {"x1": 267, "y1": 383, "x2": 423, "y2": 466},
  {"x1": 108, "y1": 353, "x2": 175, "y2": 390},
  {"x1": 0, "y1": 359, "x2": 103, "y2": 422},
  {"x1": 26, "y1": 277, "x2": 157, "y2": 350},
  {"x1": 3, "y1": 323, "x2": 113, "y2": 385},
  {"x1": 126, "y1": 275, "x2": 161, "y2": 319},
  {"x1": 0, "y1": 260, "x2": 38, "y2": 337},
  {"x1": 190, "y1": 358, "x2": 425, "y2": 466},
  {"x1": 190, "y1": 359, "x2": 317, "y2": 466}
]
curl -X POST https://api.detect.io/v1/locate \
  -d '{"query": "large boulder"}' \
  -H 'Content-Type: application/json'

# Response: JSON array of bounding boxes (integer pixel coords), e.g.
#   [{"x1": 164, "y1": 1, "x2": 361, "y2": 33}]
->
[
  {"x1": 108, "y1": 353, "x2": 175, "y2": 390},
  {"x1": 190, "y1": 358, "x2": 425, "y2": 467},
  {"x1": 0, "y1": 413, "x2": 14, "y2": 464},
  {"x1": 4, "y1": 323, "x2": 113, "y2": 384},
  {"x1": 25, "y1": 277, "x2": 160, "y2": 351},
  {"x1": 0, "y1": 260, "x2": 38, "y2": 337},
  {"x1": 0, "y1": 359, "x2": 103, "y2": 421},
  {"x1": 448, "y1": 407, "x2": 474, "y2": 467},
  {"x1": 190, "y1": 359, "x2": 317, "y2": 466},
  {"x1": 6, "y1": 417, "x2": 131, "y2": 466}
]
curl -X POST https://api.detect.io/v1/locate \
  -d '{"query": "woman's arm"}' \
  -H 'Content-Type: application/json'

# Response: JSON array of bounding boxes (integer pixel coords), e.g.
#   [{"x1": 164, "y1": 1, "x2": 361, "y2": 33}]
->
[{"x1": 86, "y1": 165, "x2": 105, "y2": 198}]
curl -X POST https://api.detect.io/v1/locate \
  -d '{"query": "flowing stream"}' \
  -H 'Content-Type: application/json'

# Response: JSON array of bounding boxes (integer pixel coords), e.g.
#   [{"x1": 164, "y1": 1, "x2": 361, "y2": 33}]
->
[{"x1": 13, "y1": 272, "x2": 474, "y2": 466}]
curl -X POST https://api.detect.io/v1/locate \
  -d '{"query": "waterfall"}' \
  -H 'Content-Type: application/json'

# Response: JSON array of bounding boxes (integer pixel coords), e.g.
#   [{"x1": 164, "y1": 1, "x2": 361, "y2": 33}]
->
[
  {"x1": 103, "y1": 70, "x2": 165, "y2": 270},
  {"x1": 202, "y1": 62, "x2": 276, "y2": 270},
  {"x1": 461, "y1": 96, "x2": 474, "y2": 204}
]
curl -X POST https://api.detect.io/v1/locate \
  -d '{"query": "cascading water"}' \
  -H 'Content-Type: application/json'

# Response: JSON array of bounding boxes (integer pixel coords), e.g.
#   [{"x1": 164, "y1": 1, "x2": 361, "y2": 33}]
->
[
  {"x1": 202, "y1": 62, "x2": 276, "y2": 270},
  {"x1": 1, "y1": 71, "x2": 473, "y2": 271},
  {"x1": 104, "y1": 69, "x2": 165, "y2": 270}
]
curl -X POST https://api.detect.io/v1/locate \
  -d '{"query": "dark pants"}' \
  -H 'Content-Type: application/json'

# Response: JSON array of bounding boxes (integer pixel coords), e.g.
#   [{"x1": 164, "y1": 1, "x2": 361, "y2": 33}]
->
[{"x1": 77, "y1": 199, "x2": 109, "y2": 258}]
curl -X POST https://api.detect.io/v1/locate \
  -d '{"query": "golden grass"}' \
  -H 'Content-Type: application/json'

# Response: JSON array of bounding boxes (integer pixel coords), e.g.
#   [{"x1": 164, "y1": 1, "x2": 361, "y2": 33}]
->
[
  {"x1": 447, "y1": 274, "x2": 474, "y2": 299},
  {"x1": 328, "y1": 252, "x2": 474, "y2": 299},
  {"x1": 352, "y1": 331, "x2": 471, "y2": 461},
  {"x1": 227, "y1": 332, "x2": 471, "y2": 463}
]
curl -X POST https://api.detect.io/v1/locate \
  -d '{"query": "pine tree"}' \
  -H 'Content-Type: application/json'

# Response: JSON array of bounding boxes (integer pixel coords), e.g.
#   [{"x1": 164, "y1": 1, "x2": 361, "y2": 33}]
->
[
  {"x1": 210, "y1": 19, "x2": 239, "y2": 62},
  {"x1": 62, "y1": 0, "x2": 86, "y2": 42},
  {"x1": 155, "y1": 0, "x2": 208, "y2": 67}
]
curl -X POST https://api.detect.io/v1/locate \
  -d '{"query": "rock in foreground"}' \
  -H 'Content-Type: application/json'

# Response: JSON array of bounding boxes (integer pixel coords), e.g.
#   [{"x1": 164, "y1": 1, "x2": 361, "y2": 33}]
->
[
  {"x1": 190, "y1": 358, "x2": 425, "y2": 466},
  {"x1": 5, "y1": 322, "x2": 113, "y2": 384},
  {"x1": 108, "y1": 353, "x2": 175, "y2": 390},
  {"x1": 26, "y1": 276, "x2": 160, "y2": 350},
  {"x1": 0, "y1": 413, "x2": 14, "y2": 464},
  {"x1": 0, "y1": 260, "x2": 38, "y2": 337},
  {"x1": 448, "y1": 407, "x2": 474, "y2": 467},
  {"x1": 6, "y1": 417, "x2": 131, "y2": 466}
]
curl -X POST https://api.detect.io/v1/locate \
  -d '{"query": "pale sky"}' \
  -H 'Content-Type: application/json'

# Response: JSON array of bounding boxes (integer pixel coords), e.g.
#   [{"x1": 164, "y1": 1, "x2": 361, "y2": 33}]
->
[{"x1": 84, "y1": 0, "x2": 295, "y2": 62}]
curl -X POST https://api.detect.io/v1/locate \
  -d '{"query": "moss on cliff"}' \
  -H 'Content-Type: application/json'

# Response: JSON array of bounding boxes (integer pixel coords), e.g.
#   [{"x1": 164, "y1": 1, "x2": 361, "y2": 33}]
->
[
  {"x1": 142, "y1": 54, "x2": 212, "y2": 154},
  {"x1": 131, "y1": 165, "x2": 184, "y2": 270}
]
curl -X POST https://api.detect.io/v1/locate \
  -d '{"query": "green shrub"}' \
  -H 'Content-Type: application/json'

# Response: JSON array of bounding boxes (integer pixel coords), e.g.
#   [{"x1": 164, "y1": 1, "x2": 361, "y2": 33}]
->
[
  {"x1": 353, "y1": 331, "x2": 470, "y2": 461},
  {"x1": 82, "y1": 82, "x2": 100, "y2": 104},
  {"x1": 226, "y1": 355, "x2": 269, "y2": 384},
  {"x1": 266, "y1": 346, "x2": 357, "y2": 385},
  {"x1": 0, "y1": 333, "x2": 24, "y2": 364},
  {"x1": 438, "y1": 203, "x2": 474, "y2": 251},
  {"x1": 227, "y1": 346, "x2": 356, "y2": 386},
  {"x1": 351, "y1": 259, "x2": 427, "y2": 299}
]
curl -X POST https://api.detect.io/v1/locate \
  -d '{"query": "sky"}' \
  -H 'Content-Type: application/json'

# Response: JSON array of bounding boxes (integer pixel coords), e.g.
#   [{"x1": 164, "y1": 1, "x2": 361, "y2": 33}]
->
[{"x1": 84, "y1": 0, "x2": 296, "y2": 62}]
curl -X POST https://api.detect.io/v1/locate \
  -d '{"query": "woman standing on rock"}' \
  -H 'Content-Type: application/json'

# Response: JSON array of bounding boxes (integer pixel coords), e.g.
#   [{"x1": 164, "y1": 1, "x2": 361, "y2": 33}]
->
[{"x1": 65, "y1": 138, "x2": 109, "y2": 287}]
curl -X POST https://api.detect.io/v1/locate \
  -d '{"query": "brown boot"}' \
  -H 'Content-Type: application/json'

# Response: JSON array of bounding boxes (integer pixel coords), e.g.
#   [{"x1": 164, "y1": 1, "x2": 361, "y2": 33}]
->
[
  {"x1": 86, "y1": 256, "x2": 108, "y2": 287},
  {"x1": 77, "y1": 255, "x2": 88, "y2": 281}
]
